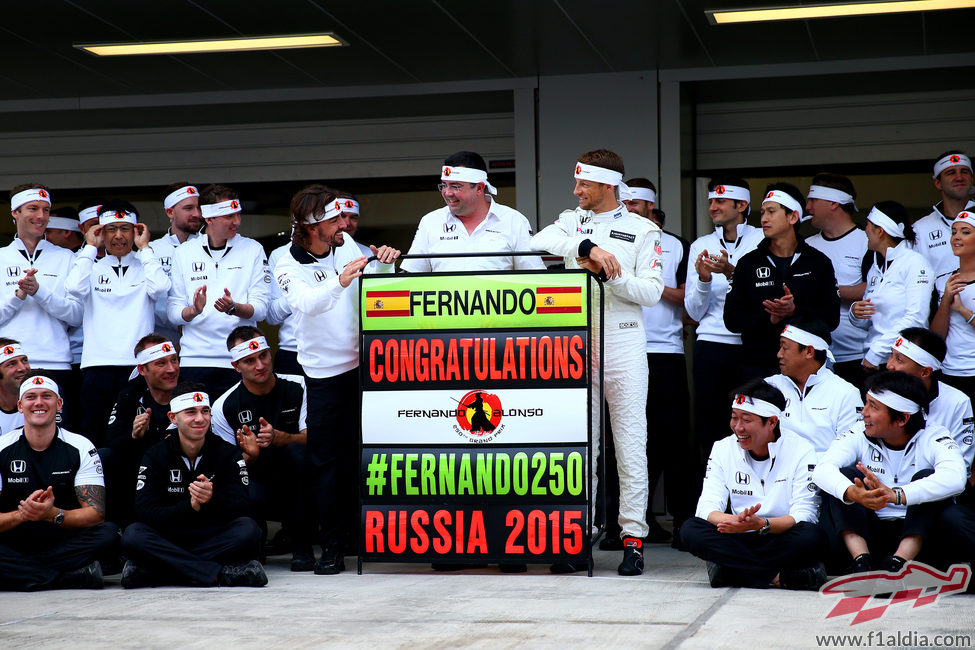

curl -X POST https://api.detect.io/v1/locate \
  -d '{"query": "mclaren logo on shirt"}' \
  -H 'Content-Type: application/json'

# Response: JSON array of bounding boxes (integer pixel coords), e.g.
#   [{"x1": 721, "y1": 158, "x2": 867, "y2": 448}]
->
[
  {"x1": 735, "y1": 472, "x2": 750, "y2": 485},
  {"x1": 756, "y1": 267, "x2": 771, "y2": 279},
  {"x1": 192, "y1": 262, "x2": 205, "y2": 273},
  {"x1": 314, "y1": 270, "x2": 327, "y2": 283},
  {"x1": 444, "y1": 223, "x2": 457, "y2": 233},
  {"x1": 9, "y1": 460, "x2": 25, "y2": 473},
  {"x1": 238, "y1": 410, "x2": 253, "y2": 424}
]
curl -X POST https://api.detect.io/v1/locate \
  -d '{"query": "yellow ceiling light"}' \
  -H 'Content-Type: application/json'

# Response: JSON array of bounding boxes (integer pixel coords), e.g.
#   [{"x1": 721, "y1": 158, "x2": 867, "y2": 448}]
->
[
  {"x1": 708, "y1": 0, "x2": 975, "y2": 24},
  {"x1": 76, "y1": 33, "x2": 344, "y2": 57}
]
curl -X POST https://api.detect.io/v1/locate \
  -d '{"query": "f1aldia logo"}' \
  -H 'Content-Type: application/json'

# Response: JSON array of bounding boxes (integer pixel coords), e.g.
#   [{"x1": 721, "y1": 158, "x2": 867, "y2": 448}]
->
[{"x1": 455, "y1": 390, "x2": 503, "y2": 436}]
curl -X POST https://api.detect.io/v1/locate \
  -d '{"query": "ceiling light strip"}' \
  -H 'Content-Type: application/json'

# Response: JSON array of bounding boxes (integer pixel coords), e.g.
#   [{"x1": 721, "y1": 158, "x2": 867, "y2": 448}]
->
[
  {"x1": 708, "y1": 0, "x2": 975, "y2": 25},
  {"x1": 76, "y1": 33, "x2": 343, "y2": 57}
]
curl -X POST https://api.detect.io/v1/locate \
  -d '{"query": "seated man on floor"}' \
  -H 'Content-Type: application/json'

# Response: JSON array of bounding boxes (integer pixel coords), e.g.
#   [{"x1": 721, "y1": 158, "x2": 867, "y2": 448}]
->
[
  {"x1": 210, "y1": 326, "x2": 313, "y2": 572},
  {"x1": 813, "y1": 371, "x2": 966, "y2": 573},
  {"x1": 0, "y1": 371, "x2": 118, "y2": 590},
  {"x1": 682, "y1": 379, "x2": 829, "y2": 590},
  {"x1": 121, "y1": 382, "x2": 266, "y2": 588}
]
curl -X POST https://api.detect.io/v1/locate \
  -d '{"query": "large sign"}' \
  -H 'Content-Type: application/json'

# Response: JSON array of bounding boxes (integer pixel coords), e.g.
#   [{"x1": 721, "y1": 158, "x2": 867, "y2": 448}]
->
[{"x1": 359, "y1": 270, "x2": 592, "y2": 567}]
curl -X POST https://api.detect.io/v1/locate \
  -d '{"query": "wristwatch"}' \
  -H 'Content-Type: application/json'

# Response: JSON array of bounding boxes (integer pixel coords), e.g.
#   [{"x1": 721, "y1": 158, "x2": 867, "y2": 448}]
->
[
  {"x1": 758, "y1": 517, "x2": 771, "y2": 535},
  {"x1": 226, "y1": 302, "x2": 238, "y2": 316},
  {"x1": 53, "y1": 509, "x2": 65, "y2": 526},
  {"x1": 893, "y1": 487, "x2": 904, "y2": 506}
]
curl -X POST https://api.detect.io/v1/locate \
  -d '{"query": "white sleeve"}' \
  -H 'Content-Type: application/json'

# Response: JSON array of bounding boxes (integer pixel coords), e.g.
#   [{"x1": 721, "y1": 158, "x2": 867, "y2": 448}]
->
[
  {"x1": 513, "y1": 217, "x2": 546, "y2": 270},
  {"x1": 32, "y1": 256, "x2": 84, "y2": 327},
  {"x1": 399, "y1": 221, "x2": 433, "y2": 274},
  {"x1": 298, "y1": 376, "x2": 308, "y2": 431},
  {"x1": 275, "y1": 255, "x2": 347, "y2": 316},
  {"x1": 209, "y1": 394, "x2": 236, "y2": 446},
  {"x1": 683, "y1": 240, "x2": 711, "y2": 322},
  {"x1": 902, "y1": 431, "x2": 967, "y2": 505},
  {"x1": 0, "y1": 283, "x2": 26, "y2": 326},
  {"x1": 245, "y1": 245, "x2": 270, "y2": 323},
  {"x1": 64, "y1": 245, "x2": 96, "y2": 298},
  {"x1": 167, "y1": 251, "x2": 191, "y2": 324},
  {"x1": 695, "y1": 441, "x2": 730, "y2": 518},
  {"x1": 788, "y1": 446, "x2": 820, "y2": 524},
  {"x1": 137, "y1": 247, "x2": 171, "y2": 299},
  {"x1": 73, "y1": 437, "x2": 105, "y2": 487},
  {"x1": 865, "y1": 257, "x2": 933, "y2": 366},
  {"x1": 812, "y1": 429, "x2": 862, "y2": 502},
  {"x1": 530, "y1": 212, "x2": 588, "y2": 258},
  {"x1": 604, "y1": 228, "x2": 664, "y2": 308},
  {"x1": 265, "y1": 249, "x2": 293, "y2": 326},
  {"x1": 833, "y1": 385, "x2": 864, "y2": 439}
]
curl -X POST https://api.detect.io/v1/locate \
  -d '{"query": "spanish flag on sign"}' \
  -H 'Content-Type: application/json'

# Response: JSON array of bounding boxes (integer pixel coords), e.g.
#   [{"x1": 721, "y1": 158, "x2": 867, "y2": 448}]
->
[
  {"x1": 365, "y1": 290, "x2": 410, "y2": 317},
  {"x1": 535, "y1": 286, "x2": 582, "y2": 314}
]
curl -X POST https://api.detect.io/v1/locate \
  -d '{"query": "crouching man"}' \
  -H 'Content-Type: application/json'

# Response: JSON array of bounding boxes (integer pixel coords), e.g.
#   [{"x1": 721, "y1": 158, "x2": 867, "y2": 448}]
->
[
  {"x1": 682, "y1": 379, "x2": 829, "y2": 590},
  {"x1": 121, "y1": 382, "x2": 266, "y2": 588},
  {"x1": 0, "y1": 372, "x2": 118, "y2": 590},
  {"x1": 813, "y1": 371, "x2": 966, "y2": 574}
]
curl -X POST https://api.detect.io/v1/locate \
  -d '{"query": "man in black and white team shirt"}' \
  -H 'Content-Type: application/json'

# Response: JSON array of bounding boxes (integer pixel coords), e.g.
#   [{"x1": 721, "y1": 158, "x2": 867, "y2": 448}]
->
[
  {"x1": 210, "y1": 326, "x2": 313, "y2": 572},
  {"x1": 0, "y1": 372, "x2": 118, "y2": 591},
  {"x1": 805, "y1": 173, "x2": 868, "y2": 386},
  {"x1": 0, "y1": 339, "x2": 29, "y2": 434},
  {"x1": 913, "y1": 152, "x2": 975, "y2": 280},
  {"x1": 0, "y1": 185, "x2": 82, "y2": 425},
  {"x1": 150, "y1": 183, "x2": 203, "y2": 345},
  {"x1": 167, "y1": 185, "x2": 270, "y2": 395}
]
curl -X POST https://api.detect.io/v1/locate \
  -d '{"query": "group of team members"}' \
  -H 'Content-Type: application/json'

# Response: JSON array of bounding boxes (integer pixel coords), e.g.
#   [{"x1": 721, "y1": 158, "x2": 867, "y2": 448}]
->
[{"x1": 1, "y1": 147, "x2": 975, "y2": 591}]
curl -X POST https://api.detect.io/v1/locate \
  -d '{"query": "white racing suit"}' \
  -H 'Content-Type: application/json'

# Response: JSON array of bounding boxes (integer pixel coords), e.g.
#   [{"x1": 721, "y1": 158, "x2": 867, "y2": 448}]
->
[{"x1": 531, "y1": 203, "x2": 663, "y2": 539}]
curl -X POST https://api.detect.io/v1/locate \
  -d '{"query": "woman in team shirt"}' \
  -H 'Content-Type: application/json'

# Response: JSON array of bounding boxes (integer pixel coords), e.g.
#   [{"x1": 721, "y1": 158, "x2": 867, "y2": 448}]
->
[
  {"x1": 931, "y1": 211, "x2": 975, "y2": 401},
  {"x1": 851, "y1": 201, "x2": 933, "y2": 375}
]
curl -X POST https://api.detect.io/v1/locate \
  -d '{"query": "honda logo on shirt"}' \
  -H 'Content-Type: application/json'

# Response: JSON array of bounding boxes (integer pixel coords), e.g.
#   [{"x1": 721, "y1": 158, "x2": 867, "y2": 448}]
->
[
  {"x1": 159, "y1": 257, "x2": 172, "y2": 267},
  {"x1": 930, "y1": 230, "x2": 943, "y2": 241},
  {"x1": 756, "y1": 267, "x2": 771, "y2": 279},
  {"x1": 314, "y1": 270, "x2": 327, "y2": 283},
  {"x1": 6, "y1": 266, "x2": 19, "y2": 277},
  {"x1": 9, "y1": 460, "x2": 25, "y2": 473},
  {"x1": 870, "y1": 449, "x2": 883, "y2": 462},
  {"x1": 98, "y1": 275, "x2": 111, "y2": 285},
  {"x1": 170, "y1": 469, "x2": 182, "y2": 483},
  {"x1": 443, "y1": 223, "x2": 456, "y2": 233},
  {"x1": 238, "y1": 410, "x2": 252, "y2": 424},
  {"x1": 192, "y1": 262, "x2": 205, "y2": 272},
  {"x1": 735, "y1": 472, "x2": 750, "y2": 485}
]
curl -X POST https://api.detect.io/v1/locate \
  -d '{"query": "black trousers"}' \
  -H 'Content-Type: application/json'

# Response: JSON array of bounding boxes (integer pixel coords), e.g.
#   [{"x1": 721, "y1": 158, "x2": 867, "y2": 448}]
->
[
  {"x1": 121, "y1": 517, "x2": 262, "y2": 586},
  {"x1": 931, "y1": 503, "x2": 975, "y2": 569},
  {"x1": 249, "y1": 443, "x2": 314, "y2": 551},
  {"x1": 941, "y1": 373, "x2": 975, "y2": 406},
  {"x1": 832, "y1": 360, "x2": 866, "y2": 391},
  {"x1": 80, "y1": 366, "x2": 134, "y2": 446},
  {"x1": 305, "y1": 369, "x2": 359, "y2": 548},
  {"x1": 692, "y1": 341, "x2": 744, "y2": 463},
  {"x1": 273, "y1": 349, "x2": 303, "y2": 377},
  {"x1": 681, "y1": 516, "x2": 828, "y2": 588},
  {"x1": 825, "y1": 467, "x2": 947, "y2": 562},
  {"x1": 0, "y1": 521, "x2": 120, "y2": 591},
  {"x1": 178, "y1": 367, "x2": 241, "y2": 398}
]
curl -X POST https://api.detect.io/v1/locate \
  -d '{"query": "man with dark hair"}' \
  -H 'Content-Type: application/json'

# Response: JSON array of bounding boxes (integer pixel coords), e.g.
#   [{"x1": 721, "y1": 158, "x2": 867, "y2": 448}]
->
[
  {"x1": 401, "y1": 150, "x2": 544, "y2": 272},
  {"x1": 531, "y1": 149, "x2": 664, "y2": 576},
  {"x1": 914, "y1": 151, "x2": 975, "y2": 280},
  {"x1": 0, "y1": 371, "x2": 117, "y2": 590},
  {"x1": 805, "y1": 173, "x2": 868, "y2": 385},
  {"x1": 765, "y1": 322, "x2": 862, "y2": 459},
  {"x1": 45, "y1": 207, "x2": 84, "y2": 252},
  {"x1": 101, "y1": 334, "x2": 181, "y2": 524},
  {"x1": 0, "y1": 339, "x2": 29, "y2": 434},
  {"x1": 274, "y1": 184, "x2": 400, "y2": 575},
  {"x1": 168, "y1": 185, "x2": 269, "y2": 395},
  {"x1": 886, "y1": 328, "x2": 974, "y2": 472},
  {"x1": 725, "y1": 182, "x2": 840, "y2": 379},
  {"x1": 814, "y1": 371, "x2": 967, "y2": 573},
  {"x1": 0, "y1": 184, "x2": 82, "y2": 427},
  {"x1": 685, "y1": 176, "x2": 764, "y2": 514},
  {"x1": 121, "y1": 381, "x2": 266, "y2": 588},
  {"x1": 66, "y1": 200, "x2": 169, "y2": 445},
  {"x1": 150, "y1": 182, "x2": 203, "y2": 346},
  {"x1": 682, "y1": 379, "x2": 828, "y2": 590},
  {"x1": 210, "y1": 325, "x2": 313, "y2": 572}
]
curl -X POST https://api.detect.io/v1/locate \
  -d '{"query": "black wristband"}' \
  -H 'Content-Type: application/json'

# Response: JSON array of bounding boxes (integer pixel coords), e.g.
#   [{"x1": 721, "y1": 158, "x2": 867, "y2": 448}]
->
[{"x1": 578, "y1": 239, "x2": 596, "y2": 257}]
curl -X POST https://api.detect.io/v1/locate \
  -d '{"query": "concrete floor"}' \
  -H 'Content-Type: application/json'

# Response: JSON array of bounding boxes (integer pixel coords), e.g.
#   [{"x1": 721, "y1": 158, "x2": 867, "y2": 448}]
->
[{"x1": 2, "y1": 541, "x2": 974, "y2": 649}]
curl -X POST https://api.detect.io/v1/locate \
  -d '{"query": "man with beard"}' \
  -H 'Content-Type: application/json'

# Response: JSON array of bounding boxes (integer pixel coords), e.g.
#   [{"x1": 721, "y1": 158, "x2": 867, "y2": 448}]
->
[{"x1": 150, "y1": 183, "x2": 204, "y2": 345}]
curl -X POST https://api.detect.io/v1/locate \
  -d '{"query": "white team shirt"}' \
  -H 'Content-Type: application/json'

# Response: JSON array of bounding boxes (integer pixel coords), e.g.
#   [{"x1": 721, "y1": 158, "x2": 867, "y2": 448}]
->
[
  {"x1": 266, "y1": 243, "x2": 298, "y2": 353},
  {"x1": 928, "y1": 380, "x2": 975, "y2": 472},
  {"x1": 401, "y1": 201, "x2": 544, "y2": 273},
  {"x1": 210, "y1": 374, "x2": 308, "y2": 446},
  {"x1": 0, "y1": 408, "x2": 24, "y2": 436},
  {"x1": 166, "y1": 234, "x2": 270, "y2": 368},
  {"x1": 852, "y1": 241, "x2": 933, "y2": 367},
  {"x1": 65, "y1": 245, "x2": 170, "y2": 368},
  {"x1": 0, "y1": 239, "x2": 82, "y2": 369},
  {"x1": 765, "y1": 367, "x2": 863, "y2": 459},
  {"x1": 685, "y1": 224, "x2": 764, "y2": 345},
  {"x1": 149, "y1": 229, "x2": 201, "y2": 344},
  {"x1": 806, "y1": 227, "x2": 868, "y2": 363},
  {"x1": 934, "y1": 273, "x2": 975, "y2": 377},
  {"x1": 0, "y1": 427, "x2": 104, "y2": 487},
  {"x1": 643, "y1": 231, "x2": 688, "y2": 354},
  {"x1": 696, "y1": 432, "x2": 820, "y2": 524},
  {"x1": 814, "y1": 421, "x2": 966, "y2": 519},
  {"x1": 911, "y1": 201, "x2": 975, "y2": 281}
]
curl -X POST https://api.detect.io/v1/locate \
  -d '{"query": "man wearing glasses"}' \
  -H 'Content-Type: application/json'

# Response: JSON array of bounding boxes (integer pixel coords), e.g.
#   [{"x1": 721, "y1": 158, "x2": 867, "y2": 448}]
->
[{"x1": 400, "y1": 151, "x2": 545, "y2": 273}]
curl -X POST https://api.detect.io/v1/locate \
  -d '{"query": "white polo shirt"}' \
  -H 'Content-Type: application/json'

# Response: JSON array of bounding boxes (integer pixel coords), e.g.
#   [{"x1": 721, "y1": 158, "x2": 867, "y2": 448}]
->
[
  {"x1": 806, "y1": 227, "x2": 868, "y2": 363},
  {"x1": 934, "y1": 272, "x2": 975, "y2": 378},
  {"x1": 643, "y1": 230, "x2": 689, "y2": 354}
]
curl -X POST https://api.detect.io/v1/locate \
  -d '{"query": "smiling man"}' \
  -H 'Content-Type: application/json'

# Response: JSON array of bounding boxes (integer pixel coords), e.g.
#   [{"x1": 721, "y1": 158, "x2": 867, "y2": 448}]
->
[
  {"x1": 150, "y1": 182, "x2": 203, "y2": 346},
  {"x1": 913, "y1": 152, "x2": 975, "y2": 280},
  {"x1": 0, "y1": 339, "x2": 29, "y2": 435}
]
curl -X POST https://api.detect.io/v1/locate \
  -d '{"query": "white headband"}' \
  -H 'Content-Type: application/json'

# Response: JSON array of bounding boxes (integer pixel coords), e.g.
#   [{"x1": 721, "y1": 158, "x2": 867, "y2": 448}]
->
[
  {"x1": 953, "y1": 210, "x2": 974, "y2": 226},
  {"x1": 303, "y1": 199, "x2": 345, "y2": 225},
  {"x1": 202, "y1": 199, "x2": 241, "y2": 219},
  {"x1": 732, "y1": 394, "x2": 781, "y2": 419},
  {"x1": 230, "y1": 336, "x2": 270, "y2": 362},
  {"x1": 336, "y1": 198, "x2": 359, "y2": 215},
  {"x1": 46, "y1": 217, "x2": 80, "y2": 232},
  {"x1": 807, "y1": 185, "x2": 857, "y2": 211},
  {"x1": 867, "y1": 389, "x2": 920, "y2": 415},
  {"x1": 19, "y1": 375, "x2": 59, "y2": 399},
  {"x1": 170, "y1": 390, "x2": 210, "y2": 413},
  {"x1": 574, "y1": 162, "x2": 623, "y2": 187},
  {"x1": 99, "y1": 209, "x2": 138, "y2": 226},
  {"x1": 79, "y1": 206, "x2": 101, "y2": 224},
  {"x1": 0, "y1": 343, "x2": 26, "y2": 362},
  {"x1": 867, "y1": 206, "x2": 905, "y2": 239},
  {"x1": 627, "y1": 187, "x2": 656, "y2": 203},
  {"x1": 781, "y1": 324, "x2": 835, "y2": 363},
  {"x1": 707, "y1": 184, "x2": 750, "y2": 202},
  {"x1": 441, "y1": 166, "x2": 498, "y2": 195},
  {"x1": 136, "y1": 340, "x2": 177, "y2": 366},
  {"x1": 933, "y1": 153, "x2": 972, "y2": 179},
  {"x1": 892, "y1": 336, "x2": 942, "y2": 372},
  {"x1": 11, "y1": 188, "x2": 51, "y2": 211},
  {"x1": 763, "y1": 190, "x2": 803, "y2": 216},
  {"x1": 164, "y1": 186, "x2": 199, "y2": 210}
]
